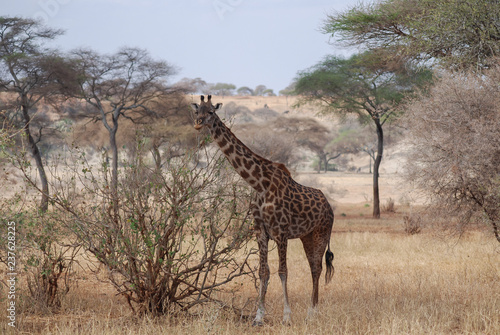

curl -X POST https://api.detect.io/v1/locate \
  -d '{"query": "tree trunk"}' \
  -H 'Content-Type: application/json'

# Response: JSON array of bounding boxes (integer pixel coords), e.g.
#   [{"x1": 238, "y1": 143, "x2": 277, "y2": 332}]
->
[
  {"x1": 109, "y1": 128, "x2": 118, "y2": 194},
  {"x1": 326, "y1": 154, "x2": 341, "y2": 173},
  {"x1": 152, "y1": 144, "x2": 162, "y2": 173},
  {"x1": 484, "y1": 208, "x2": 500, "y2": 244},
  {"x1": 372, "y1": 119, "x2": 384, "y2": 219},
  {"x1": 491, "y1": 219, "x2": 500, "y2": 244},
  {"x1": 22, "y1": 102, "x2": 49, "y2": 212},
  {"x1": 108, "y1": 117, "x2": 119, "y2": 221}
]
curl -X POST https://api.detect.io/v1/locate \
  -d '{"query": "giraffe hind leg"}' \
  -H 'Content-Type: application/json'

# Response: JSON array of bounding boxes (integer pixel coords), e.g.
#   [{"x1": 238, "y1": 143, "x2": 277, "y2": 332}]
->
[
  {"x1": 252, "y1": 223, "x2": 270, "y2": 326},
  {"x1": 300, "y1": 232, "x2": 322, "y2": 308},
  {"x1": 277, "y1": 238, "x2": 291, "y2": 325}
]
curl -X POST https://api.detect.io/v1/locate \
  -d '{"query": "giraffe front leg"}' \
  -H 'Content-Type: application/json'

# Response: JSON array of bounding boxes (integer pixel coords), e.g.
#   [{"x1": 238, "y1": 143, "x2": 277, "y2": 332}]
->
[
  {"x1": 277, "y1": 238, "x2": 291, "y2": 325},
  {"x1": 253, "y1": 233, "x2": 269, "y2": 326}
]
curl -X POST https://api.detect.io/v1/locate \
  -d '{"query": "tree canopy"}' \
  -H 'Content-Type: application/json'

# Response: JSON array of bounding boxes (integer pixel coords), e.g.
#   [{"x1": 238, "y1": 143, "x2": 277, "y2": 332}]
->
[
  {"x1": 67, "y1": 46, "x2": 180, "y2": 219},
  {"x1": 324, "y1": 0, "x2": 500, "y2": 70},
  {"x1": 295, "y1": 52, "x2": 432, "y2": 122}
]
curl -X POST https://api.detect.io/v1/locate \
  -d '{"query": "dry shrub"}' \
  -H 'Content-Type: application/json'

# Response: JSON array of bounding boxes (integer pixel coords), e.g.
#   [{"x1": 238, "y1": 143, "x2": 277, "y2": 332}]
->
[
  {"x1": 0, "y1": 198, "x2": 80, "y2": 314},
  {"x1": 381, "y1": 198, "x2": 396, "y2": 213},
  {"x1": 252, "y1": 107, "x2": 279, "y2": 120},
  {"x1": 25, "y1": 244, "x2": 79, "y2": 313},
  {"x1": 403, "y1": 64, "x2": 500, "y2": 243},
  {"x1": 403, "y1": 213, "x2": 422, "y2": 235}
]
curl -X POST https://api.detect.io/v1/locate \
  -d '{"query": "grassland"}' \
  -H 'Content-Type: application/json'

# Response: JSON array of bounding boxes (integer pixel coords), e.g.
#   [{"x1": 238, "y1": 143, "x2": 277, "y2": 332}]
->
[{"x1": 2, "y1": 203, "x2": 499, "y2": 335}]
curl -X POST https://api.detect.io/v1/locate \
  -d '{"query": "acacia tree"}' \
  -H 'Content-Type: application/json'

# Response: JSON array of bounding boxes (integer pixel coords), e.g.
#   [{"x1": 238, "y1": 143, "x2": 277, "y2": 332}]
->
[
  {"x1": 0, "y1": 17, "x2": 71, "y2": 211},
  {"x1": 144, "y1": 94, "x2": 195, "y2": 171},
  {"x1": 295, "y1": 52, "x2": 431, "y2": 217},
  {"x1": 210, "y1": 82, "x2": 236, "y2": 96},
  {"x1": 70, "y1": 47, "x2": 179, "y2": 217},
  {"x1": 404, "y1": 68, "x2": 500, "y2": 243},
  {"x1": 236, "y1": 86, "x2": 254, "y2": 96},
  {"x1": 324, "y1": 0, "x2": 500, "y2": 70},
  {"x1": 175, "y1": 77, "x2": 208, "y2": 94},
  {"x1": 272, "y1": 117, "x2": 337, "y2": 173}
]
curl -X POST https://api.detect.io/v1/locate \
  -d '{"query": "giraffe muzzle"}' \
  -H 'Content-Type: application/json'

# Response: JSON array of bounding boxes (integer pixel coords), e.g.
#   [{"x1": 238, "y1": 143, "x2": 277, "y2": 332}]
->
[{"x1": 194, "y1": 120, "x2": 203, "y2": 130}]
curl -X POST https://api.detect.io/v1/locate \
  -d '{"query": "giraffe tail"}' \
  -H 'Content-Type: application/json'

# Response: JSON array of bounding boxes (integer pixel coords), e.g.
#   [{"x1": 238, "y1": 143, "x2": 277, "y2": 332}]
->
[
  {"x1": 325, "y1": 242, "x2": 334, "y2": 285},
  {"x1": 324, "y1": 202, "x2": 335, "y2": 284}
]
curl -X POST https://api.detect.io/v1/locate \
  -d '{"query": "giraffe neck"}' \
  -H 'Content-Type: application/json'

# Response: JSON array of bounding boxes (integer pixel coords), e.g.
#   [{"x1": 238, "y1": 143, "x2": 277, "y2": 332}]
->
[{"x1": 208, "y1": 115, "x2": 276, "y2": 193}]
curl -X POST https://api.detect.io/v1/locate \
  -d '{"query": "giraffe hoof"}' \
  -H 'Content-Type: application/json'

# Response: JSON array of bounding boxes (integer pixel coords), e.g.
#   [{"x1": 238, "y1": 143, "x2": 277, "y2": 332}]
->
[{"x1": 307, "y1": 307, "x2": 317, "y2": 318}]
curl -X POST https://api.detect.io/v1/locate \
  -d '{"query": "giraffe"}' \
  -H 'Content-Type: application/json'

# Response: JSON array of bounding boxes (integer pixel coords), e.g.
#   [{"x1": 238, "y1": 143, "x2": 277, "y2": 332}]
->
[{"x1": 191, "y1": 95, "x2": 334, "y2": 325}]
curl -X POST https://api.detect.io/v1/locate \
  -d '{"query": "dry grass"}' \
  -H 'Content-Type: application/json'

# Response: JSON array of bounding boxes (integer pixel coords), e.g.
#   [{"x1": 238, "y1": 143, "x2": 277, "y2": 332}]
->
[{"x1": 2, "y1": 206, "x2": 499, "y2": 335}]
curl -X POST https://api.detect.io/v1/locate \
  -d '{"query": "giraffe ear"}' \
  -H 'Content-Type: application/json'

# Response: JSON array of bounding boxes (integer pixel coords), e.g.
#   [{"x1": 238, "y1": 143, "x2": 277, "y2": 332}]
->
[
  {"x1": 191, "y1": 103, "x2": 199, "y2": 111},
  {"x1": 214, "y1": 103, "x2": 223, "y2": 111}
]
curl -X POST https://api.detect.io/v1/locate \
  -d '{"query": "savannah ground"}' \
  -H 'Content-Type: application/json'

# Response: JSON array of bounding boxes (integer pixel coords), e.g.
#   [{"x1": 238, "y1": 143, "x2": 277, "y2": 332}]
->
[
  {"x1": 1, "y1": 96, "x2": 499, "y2": 334},
  {"x1": 1, "y1": 172, "x2": 499, "y2": 334}
]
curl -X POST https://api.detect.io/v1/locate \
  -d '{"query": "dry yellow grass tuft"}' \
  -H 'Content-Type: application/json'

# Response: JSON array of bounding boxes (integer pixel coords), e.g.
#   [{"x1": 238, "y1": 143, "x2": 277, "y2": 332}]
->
[{"x1": 2, "y1": 207, "x2": 499, "y2": 335}]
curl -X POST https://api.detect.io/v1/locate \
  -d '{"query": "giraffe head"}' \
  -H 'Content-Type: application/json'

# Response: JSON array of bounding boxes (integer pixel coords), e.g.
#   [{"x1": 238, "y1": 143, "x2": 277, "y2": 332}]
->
[{"x1": 191, "y1": 95, "x2": 223, "y2": 130}]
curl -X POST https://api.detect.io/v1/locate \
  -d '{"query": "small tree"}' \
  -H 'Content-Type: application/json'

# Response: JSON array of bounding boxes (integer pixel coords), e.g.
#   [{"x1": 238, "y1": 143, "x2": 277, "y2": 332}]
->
[
  {"x1": 326, "y1": 122, "x2": 375, "y2": 173},
  {"x1": 279, "y1": 82, "x2": 297, "y2": 107},
  {"x1": 270, "y1": 116, "x2": 331, "y2": 172},
  {"x1": 404, "y1": 68, "x2": 500, "y2": 243}
]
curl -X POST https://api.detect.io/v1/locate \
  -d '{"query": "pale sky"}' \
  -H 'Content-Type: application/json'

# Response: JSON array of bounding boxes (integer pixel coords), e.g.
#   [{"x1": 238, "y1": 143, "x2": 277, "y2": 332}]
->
[{"x1": 3, "y1": 0, "x2": 360, "y2": 93}]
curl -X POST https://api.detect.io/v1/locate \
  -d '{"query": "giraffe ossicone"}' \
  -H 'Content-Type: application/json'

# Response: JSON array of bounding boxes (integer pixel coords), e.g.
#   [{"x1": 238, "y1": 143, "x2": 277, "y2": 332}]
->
[{"x1": 191, "y1": 95, "x2": 334, "y2": 325}]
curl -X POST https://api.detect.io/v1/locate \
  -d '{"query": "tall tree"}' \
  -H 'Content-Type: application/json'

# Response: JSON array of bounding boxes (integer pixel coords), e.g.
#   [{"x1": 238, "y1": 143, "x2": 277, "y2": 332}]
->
[
  {"x1": 324, "y1": 0, "x2": 500, "y2": 70},
  {"x1": 295, "y1": 52, "x2": 431, "y2": 218},
  {"x1": 70, "y1": 47, "x2": 179, "y2": 217},
  {"x1": 0, "y1": 17, "x2": 69, "y2": 211}
]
